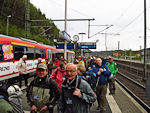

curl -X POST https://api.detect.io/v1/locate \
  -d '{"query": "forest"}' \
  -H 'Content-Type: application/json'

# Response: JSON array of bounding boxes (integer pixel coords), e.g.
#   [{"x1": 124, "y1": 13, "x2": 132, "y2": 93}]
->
[{"x1": 0, "y1": 0, "x2": 60, "y2": 45}]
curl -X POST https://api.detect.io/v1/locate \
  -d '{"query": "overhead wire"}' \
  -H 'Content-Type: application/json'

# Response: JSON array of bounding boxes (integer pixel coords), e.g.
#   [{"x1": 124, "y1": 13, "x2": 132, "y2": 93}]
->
[
  {"x1": 113, "y1": 0, "x2": 137, "y2": 26},
  {"x1": 117, "y1": 10, "x2": 144, "y2": 34},
  {"x1": 117, "y1": 6, "x2": 150, "y2": 34},
  {"x1": 47, "y1": 0, "x2": 92, "y2": 19},
  {"x1": 111, "y1": 0, "x2": 138, "y2": 33}
]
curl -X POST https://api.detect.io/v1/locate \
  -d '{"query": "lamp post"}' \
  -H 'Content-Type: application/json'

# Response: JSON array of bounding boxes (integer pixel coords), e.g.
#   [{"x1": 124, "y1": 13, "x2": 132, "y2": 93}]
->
[
  {"x1": 64, "y1": 0, "x2": 67, "y2": 60},
  {"x1": 6, "y1": 15, "x2": 11, "y2": 35},
  {"x1": 79, "y1": 33, "x2": 86, "y2": 56}
]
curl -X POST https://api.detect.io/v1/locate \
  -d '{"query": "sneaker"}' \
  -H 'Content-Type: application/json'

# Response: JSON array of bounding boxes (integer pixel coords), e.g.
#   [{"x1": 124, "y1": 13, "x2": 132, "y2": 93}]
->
[
  {"x1": 100, "y1": 111, "x2": 105, "y2": 113},
  {"x1": 109, "y1": 92, "x2": 113, "y2": 95},
  {"x1": 96, "y1": 107, "x2": 100, "y2": 110}
]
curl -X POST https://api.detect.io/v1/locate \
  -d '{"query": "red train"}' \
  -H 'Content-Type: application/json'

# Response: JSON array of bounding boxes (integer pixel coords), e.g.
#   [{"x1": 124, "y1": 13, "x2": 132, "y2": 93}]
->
[{"x1": 0, "y1": 34, "x2": 75, "y2": 82}]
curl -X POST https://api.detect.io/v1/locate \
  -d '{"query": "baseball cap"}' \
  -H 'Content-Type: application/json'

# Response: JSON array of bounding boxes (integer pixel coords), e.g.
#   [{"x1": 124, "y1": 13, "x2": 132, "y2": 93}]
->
[
  {"x1": 108, "y1": 56, "x2": 112, "y2": 59},
  {"x1": 38, "y1": 63, "x2": 47, "y2": 70},
  {"x1": 22, "y1": 55, "x2": 27, "y2": 59}
]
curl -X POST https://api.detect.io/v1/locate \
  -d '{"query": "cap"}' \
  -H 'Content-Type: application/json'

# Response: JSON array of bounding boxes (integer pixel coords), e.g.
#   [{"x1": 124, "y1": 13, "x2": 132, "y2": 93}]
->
[
  {"x1": 38, "y1": 58, "x2": 42, "y2": 61},
  {"x1": 38, "y1": 63, "x2": 47, "y2": 70},
  {"x1": 108, "y1": 56, "x2": 112, "y2": 59},
  {"x1": 22, "y1": 55, "x2": 27, "y2": 59}
]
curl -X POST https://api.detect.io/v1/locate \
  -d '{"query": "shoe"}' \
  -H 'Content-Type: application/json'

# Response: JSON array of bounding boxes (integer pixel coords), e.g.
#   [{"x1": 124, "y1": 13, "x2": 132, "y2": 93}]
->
[
  {"x1": 109, "y1": 92, "x2": 113, "y2": 95},
  {"x1": 96, "y1": 107, "x2": 100, "y2": 110},
  {"x1": 100, "y1": 111, "x2": 105, "y2": 113}
]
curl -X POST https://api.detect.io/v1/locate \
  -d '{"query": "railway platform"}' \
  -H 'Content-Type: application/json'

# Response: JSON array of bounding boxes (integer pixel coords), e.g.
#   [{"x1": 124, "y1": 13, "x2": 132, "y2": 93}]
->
[
  {"x1": 21, "y1": 78, "x2": 148, "y2": 113},
  {"x1": 111, "y1": 82, "x2": 147, "y2": 113}
]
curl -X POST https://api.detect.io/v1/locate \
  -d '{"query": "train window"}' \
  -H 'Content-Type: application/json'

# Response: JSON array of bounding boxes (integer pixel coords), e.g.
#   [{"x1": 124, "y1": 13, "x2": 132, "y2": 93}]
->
[
  {"x1": 41, "y1": 49, "x2": 46, "y2": 58},
  {"x1": 0, "y1": 45, "x2": 3, "y2": 61},
  {"x1": 35, "y1": 48, "x2": 42, "y2": 58},
  {"x1": 26, "y1": 47, "x2": 34, "y2": 59},
  {"x1": 14, "y1": 45, "x2": 25, "y2": 60}
]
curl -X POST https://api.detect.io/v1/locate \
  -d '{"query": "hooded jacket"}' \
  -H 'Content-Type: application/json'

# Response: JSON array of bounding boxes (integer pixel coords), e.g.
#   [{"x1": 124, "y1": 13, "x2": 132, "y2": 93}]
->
[{"x1": 50, "y1": 68, "x2": 66, "y2": 92}]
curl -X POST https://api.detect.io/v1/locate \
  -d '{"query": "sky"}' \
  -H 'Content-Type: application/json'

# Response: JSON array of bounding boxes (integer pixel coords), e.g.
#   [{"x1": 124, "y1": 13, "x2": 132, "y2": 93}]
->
[{"x1": 30, "y1": 0, "x2": 150, "y2": 51}]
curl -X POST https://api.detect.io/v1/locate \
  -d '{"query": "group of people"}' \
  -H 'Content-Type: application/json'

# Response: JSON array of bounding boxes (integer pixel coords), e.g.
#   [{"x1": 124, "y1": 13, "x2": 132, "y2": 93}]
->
[
  {"x1": 0, "y1": 55, "x2": 118, "y2": 113},
  {"x1": 27, "y1": 58, "x2": 97, "y2": 113},
  {"x1": 74, "y1": 56, "x2": 118, "y2": 113}
]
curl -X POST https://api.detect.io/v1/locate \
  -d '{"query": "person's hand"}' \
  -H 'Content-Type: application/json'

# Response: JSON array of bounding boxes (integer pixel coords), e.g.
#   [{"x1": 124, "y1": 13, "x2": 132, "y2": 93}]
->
[
  {"x1": 31, "y1": 105, "x2": 37, "y2": 112},
  {"x1": 19, "y1": 72, "x2": 23, "y2": 74},
  {"x1": 99, "y1": 68, "x2": 104, "y2": 72},
  {"x1": 97, "y1": 71, "x2": 101, "y2": 75},
  {"x1": 40, "y1": 105, "x2": 48, "y2": 112},
  {"x1": 73, "y1": 88, "x2": 82, "y2": 98}
]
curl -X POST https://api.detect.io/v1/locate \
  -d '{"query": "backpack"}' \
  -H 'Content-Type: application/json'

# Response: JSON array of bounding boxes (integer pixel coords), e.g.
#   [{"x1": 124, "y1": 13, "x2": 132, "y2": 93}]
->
[
  {"x1": 86, "y1": 73, "x2": 97, "y2": 90},
  {"x1": 7, "y1": 85, "x2": 24, "y2": 113}
]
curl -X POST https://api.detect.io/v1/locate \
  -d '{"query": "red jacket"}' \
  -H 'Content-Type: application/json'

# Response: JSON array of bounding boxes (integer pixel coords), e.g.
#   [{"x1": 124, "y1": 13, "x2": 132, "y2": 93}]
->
[
  {"x1": 50, "y1": 68, "x2": 66, "y2": 92},
  {"x1": 53, "y1": 60, "x2": 60, "y2": 69}
]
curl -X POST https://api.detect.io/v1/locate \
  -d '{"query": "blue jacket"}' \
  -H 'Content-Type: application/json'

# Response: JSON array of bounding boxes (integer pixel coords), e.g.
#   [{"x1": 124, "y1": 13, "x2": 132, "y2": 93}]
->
[{"x1": 95, "y1": 65, "x2": 111, "y2": 85}]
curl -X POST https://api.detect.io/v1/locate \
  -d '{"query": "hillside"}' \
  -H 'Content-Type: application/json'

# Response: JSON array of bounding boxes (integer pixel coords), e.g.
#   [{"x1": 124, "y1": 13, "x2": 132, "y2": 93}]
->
[{"x1": 0, "y1": 0, "x2": 60, "y2": 45}]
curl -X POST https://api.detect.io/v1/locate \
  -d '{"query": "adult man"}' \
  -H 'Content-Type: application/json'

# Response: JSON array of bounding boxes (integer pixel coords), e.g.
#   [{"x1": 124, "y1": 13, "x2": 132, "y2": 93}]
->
[
  {"x1": 26, "y1": 63, "x2": 60, "y2": 113},
  {"x1": 95, "y1": 58, "x2": 111, "y2": 113},
  {"x1": 18, "y1": 55, "x2": 28, "y2": 87},
  {"x1": 59, "y1": 63, "x2": 96, "y2": 113},
  {"x1": 106, "y1": 56, "x2": 118, "y2": 94}
]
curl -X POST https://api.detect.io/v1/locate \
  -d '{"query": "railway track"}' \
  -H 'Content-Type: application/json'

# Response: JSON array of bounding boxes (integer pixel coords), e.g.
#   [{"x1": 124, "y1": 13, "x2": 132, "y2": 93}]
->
[{"x1": 116, "y1": 71, "x2": 150, "y2": 113}]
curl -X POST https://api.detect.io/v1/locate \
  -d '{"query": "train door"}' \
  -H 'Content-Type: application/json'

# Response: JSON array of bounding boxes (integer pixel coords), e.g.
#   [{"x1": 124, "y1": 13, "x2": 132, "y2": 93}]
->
[
  {"x1": 0, "y1": 44, "x2": 3, "y2": 61},
  {"x1": 52, "y1": 50, "x2": 63, "y2": 62},
  {"x1": 47, "y1": 49, "x2": 51, "y2": 60}
]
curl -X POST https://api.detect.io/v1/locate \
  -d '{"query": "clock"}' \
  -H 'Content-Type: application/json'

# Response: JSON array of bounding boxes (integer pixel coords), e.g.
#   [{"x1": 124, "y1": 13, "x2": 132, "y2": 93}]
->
[{"x1": 73, "y1": 35, "x2": 79, "y2": 42}]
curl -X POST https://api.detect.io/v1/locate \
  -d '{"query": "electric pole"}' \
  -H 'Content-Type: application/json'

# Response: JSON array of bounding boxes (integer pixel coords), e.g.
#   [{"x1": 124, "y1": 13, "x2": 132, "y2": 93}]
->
[{"x1": 25, "y1": 0, "x2": 30, "y2": 39}]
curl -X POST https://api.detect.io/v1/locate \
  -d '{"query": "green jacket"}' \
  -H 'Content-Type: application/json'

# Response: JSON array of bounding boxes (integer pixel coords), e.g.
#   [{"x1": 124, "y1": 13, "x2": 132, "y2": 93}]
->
[
  {"x1": 0, "y1": 98, "x2": 15, "y2": 113},
  {"x1": 106, "y1": 61, "x2": 118, "y2": 77}
]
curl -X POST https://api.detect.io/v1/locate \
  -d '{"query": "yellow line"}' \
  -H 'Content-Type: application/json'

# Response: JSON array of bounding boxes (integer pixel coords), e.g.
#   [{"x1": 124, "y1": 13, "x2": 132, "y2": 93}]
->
[{"x1": 12, "y1": 42, "x2": 34, "y2": 47}]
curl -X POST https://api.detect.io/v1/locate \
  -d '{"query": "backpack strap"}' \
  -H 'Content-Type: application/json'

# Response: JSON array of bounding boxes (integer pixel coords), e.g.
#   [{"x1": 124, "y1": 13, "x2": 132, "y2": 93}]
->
[
  {"x1": 75, "y1": 77, "x2": 81, "y2": 89},
  {"x1": 54, "y1": 69, "x2": 59, "y2": 79}
]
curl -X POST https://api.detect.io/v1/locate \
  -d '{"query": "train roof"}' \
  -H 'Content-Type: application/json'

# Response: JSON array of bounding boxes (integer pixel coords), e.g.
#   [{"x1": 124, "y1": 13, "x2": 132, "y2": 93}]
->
[{"x1": 0, "y1": 34, "x2": 74, "y2": 54}]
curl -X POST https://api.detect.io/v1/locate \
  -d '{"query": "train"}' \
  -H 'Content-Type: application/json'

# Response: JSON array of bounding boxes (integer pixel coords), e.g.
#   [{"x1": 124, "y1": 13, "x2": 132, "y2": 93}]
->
[{"x1": 0, "y1": 34, "x2": 75, "y2": 82}]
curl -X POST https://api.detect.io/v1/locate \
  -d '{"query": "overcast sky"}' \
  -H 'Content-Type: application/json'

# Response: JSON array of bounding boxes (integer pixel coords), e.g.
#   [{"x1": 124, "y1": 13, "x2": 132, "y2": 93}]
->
[{"x1": 30, "y1": 0, "x2": 150, "y2": 51}]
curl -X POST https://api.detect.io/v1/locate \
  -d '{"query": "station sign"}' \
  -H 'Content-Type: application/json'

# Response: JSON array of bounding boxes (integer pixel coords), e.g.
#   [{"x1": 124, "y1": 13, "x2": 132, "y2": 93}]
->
[
  {"x1": 59, "y1": 31, "x2": 71, "y2": 42},
  {"x1": 56, "y1": 43, "x2": 74, "y2": 49},
  {"x1": 77, "y1": 42, "x2": 96, "y2": 49}
]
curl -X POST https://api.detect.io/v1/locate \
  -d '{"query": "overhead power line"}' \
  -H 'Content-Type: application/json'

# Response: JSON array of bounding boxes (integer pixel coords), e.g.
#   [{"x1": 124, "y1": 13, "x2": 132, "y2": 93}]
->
[
  {"x1": 89, "y1": 25, "x2": 113, "y2": 38},
  {"x1": 117, "y1": 10, "x2": 144, "y2": 34}
]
